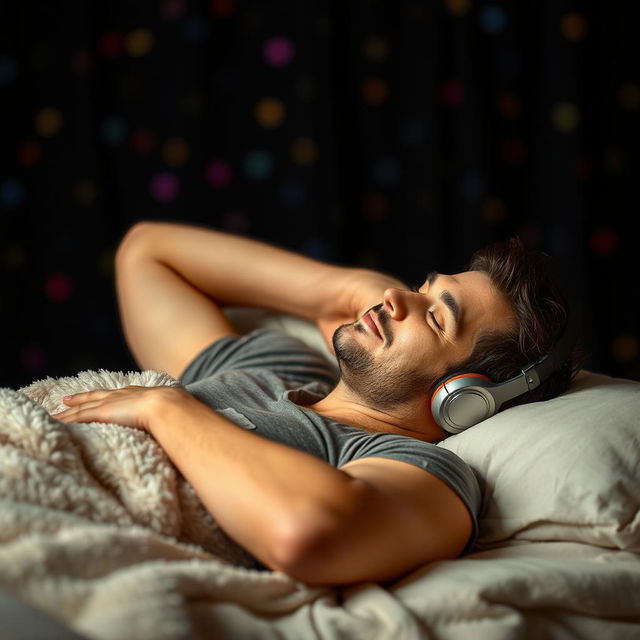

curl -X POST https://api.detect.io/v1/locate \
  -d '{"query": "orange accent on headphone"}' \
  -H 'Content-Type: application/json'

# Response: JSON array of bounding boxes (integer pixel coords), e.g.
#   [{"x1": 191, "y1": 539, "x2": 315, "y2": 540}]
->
[{"x1": 431, "y1": 373, "x2": 491, "y2": 406}]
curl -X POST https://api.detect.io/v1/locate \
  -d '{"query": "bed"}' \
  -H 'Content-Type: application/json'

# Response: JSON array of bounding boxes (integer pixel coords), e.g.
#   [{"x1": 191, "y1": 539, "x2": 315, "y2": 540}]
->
[{"x1": 1, "y1": 309, "x2": 639, "y2": 639}]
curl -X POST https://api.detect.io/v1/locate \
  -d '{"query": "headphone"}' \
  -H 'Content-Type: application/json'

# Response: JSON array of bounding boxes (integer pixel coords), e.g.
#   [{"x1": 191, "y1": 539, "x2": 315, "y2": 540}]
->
[{"x1": 431, "y1": 316, "x2": 576, "y2": 434}]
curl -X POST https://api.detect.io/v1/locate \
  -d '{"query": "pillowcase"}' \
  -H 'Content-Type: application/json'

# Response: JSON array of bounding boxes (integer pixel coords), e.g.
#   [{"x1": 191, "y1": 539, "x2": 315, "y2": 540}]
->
[{"x1": 438, "y1": 371, "x2": 640, "y2": 551}]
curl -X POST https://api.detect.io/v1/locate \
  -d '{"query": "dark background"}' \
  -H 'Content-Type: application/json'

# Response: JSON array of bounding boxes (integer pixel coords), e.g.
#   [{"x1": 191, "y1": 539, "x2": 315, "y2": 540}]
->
[{"x1": 1, "y1": 0, "x2": 638, "y2": 389}]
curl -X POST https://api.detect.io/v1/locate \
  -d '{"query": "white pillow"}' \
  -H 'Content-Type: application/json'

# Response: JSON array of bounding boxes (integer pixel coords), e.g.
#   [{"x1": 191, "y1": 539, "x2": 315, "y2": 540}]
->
[{"x1": 439, "y1": 371, "x2": 640, "y2": 551}]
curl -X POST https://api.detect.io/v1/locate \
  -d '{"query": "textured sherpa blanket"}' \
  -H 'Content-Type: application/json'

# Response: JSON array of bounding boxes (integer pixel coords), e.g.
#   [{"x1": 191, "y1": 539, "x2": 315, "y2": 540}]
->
[{"x1": 0, "y1": 370, "x2": 326, "y2": 640}]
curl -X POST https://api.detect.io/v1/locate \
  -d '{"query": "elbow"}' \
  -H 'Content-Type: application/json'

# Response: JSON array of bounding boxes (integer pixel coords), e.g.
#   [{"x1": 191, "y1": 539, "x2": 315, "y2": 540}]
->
[{"x1": 115, "y1": 220, "x2": 157, "y2": 262}]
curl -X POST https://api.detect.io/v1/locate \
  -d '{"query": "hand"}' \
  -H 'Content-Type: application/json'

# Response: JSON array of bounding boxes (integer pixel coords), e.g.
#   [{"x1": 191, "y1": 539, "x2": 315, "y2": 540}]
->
[
  {"x1": 317, "y1": 268, "x2": 409, "y2": 354},
  {"x1": 50, "y1": 385, "x2": 190, "y2": 432}
]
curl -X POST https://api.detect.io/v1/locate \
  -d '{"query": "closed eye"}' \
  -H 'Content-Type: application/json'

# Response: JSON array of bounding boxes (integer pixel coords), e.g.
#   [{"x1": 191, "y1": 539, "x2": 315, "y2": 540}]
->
[{"x1": 428, "y1": 310, "x2": 442, "y2": 332}]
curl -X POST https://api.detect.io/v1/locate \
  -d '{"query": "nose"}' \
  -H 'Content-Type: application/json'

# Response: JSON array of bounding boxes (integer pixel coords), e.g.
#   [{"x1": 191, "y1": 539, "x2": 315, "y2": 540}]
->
[{"x1": 382, "y1": 287, "x2": 410, "y2": 320}]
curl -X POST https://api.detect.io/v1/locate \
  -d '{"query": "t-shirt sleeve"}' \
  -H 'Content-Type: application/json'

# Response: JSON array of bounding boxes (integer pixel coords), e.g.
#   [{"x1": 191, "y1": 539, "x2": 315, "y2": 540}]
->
[
  {"x1": 178, "y1": 328, "x2": 338, "y2": 388},
  {"x1": 338, "y1": 433, "x2": 482, "y2": 554}
]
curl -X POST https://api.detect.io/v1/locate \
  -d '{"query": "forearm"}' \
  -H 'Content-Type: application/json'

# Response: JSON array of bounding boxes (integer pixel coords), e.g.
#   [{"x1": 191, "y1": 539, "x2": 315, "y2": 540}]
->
[
  {"x1": 149, "y1": 392, "x2": 363, "y2": 572},
  {"x1": 118, "y1": 221, "x2": 351, "y2": 322}
]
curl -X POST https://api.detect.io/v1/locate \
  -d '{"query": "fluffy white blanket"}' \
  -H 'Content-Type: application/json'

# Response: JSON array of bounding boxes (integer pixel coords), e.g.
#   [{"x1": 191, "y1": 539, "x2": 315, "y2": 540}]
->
[{"x1": 0, "y1": 370, "x2": 325, "y2": 639}]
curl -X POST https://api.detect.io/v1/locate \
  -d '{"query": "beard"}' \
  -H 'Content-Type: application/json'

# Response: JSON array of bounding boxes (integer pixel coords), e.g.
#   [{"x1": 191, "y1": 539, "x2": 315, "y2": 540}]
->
[{"x1": 332, "y1": 308, "x2": 435, "y2": 412}]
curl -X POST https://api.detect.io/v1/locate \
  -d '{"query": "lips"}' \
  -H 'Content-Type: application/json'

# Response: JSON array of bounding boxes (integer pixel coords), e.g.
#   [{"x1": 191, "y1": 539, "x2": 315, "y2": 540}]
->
[{"x1": 363, "y1": 312, "x2": 383, "y2": 340}]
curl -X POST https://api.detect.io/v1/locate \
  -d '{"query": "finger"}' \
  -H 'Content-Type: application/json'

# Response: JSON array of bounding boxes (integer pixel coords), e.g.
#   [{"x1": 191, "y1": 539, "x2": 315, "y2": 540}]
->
[
  {"x1": 53, "y1": 401, "x2": 104, "y2": 423},
  {"x1": 63, "y1": 389, "x2": 110, "y2": 404}
]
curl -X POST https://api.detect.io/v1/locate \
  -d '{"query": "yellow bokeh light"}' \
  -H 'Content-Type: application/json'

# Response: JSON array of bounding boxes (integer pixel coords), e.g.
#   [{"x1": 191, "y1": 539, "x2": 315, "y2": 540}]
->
[
  {"x1": 363, "y1": 36, "x2": 389, "y2": 62},
  {"x1": 290, "y1": 137, "x2": 317, "y2": 166},
  {"x1": 163, "y1": 137, "x2": 190, "y2": 167},
  {"x1": 255, "y1": 97, "x2": 286, "y2": 128},
  {"x1": 612, "y1": 334, "x2": 639, "y2": 363},
  {"x1": 35, "y1": 107, "x2": 63, "y2": 137},
  {"x1": 482, "y1": 197, "x2": 507, "y2": 224},
  {"x1": 126, "y1": 28, "x2": 155, "y2": 57},
  {"x1": 444, "y1": 0, "x2": 471, "y2": 16},
  {"x1": 362, "y1": 77, "x2": 388, "y2": 106},
  {"x1": 552, "y1": 102, "x2": 580, "y2": 133},
  {"x1": 561, "y1": 13, "x2": 589, "y2": 42}
]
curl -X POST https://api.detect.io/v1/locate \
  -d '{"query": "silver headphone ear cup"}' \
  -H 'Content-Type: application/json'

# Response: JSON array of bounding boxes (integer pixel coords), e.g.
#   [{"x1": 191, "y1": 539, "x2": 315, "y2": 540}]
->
[{"x1": 431, "y1": 376, "x2": 497, "y2": 434}]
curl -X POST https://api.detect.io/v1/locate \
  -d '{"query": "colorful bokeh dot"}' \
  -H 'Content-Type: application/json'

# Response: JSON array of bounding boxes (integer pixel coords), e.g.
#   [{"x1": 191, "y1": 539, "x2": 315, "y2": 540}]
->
[
  {"x1": 210, "y1": 0, "x2": 235, "y2": 17},
  {"x1": 444, "y1": 0, "x2": 471, "y2": 17},
  {"x1": 1, "y1": 179, "x2": 25, "y2": 207},
  {"x1": 439, "y1": 80, "x2": 464, "y2": 107},
  {"x1": 162, "y1": 137, "x2": 189, "y2": 167},
  {"x1": 45, "y1": 272, "x2": 73, "y2": 303},
  {"x1": 205, "y1": 160, "x2": 233, "y2": 188},
  {"x1": 126, "y1": 28, "x2": 155, "y2": 57},
  {"x1": 278, "y1": 180, "x2": 307, "y2": 208},
  {"x1": 101, "y1": 115, "x2": 127, "y2": 146},
  {"x1": 130, "y1": 128, "x2": 156, "y2": 155},
  {"x1": 184, "y1": 18, "x2": 210, "y2": 44},
  {"x1": 502, "y1": 138, "x2": 527, "y2": 165},
  {"x1": 150, "y1": 171, "x2": 180, "y2": 202},
  {"x1": 552, "y1": 102, "x2": 580, "y2": 132},
  {"x1": 590, "y1": 228, "x2": 617, "y2": 257},
  {"x1": 482, "y1": 197, "x2": 507, "y2": 224},
  {"x1": 518, "y1": 223, "x2": 541, "y2": 248},
  {"x1": 18, "y1": 141, "x2": 42, "y2": 167},
  {"x1": 21, "y1": 343, "x2": 46, "y2": 373},
  {"x1": 160, "y1": 0, "x2": 185, "y2": 21},
  {"x1": 0, "y1": 55, "x2": 17, "y2": 86},
  {"x1": 362, "y1": 77, "x2": 388, "y2": 106},
  {"x1": 362, "y1": 193, "x2": 389, "y2": 222},
  {"x1": 263, "y1": 36, "x2": 295, "y2": 67},
  {"x1": 71, "y1": 50, "x2": 93, "y2": 75},
  {"x1": 497, "y1": 92, "x2": 521, "y2": 118},
  {"x1": 35, "y1": 107, "x2": 63, "y2": 137},
  {"x1": 290, "y1": 137, "x2": 317, "y2": 166},
  {"x1": 244, "y1": 149, "x2": 273, "y2": 180},
  {"x1": 99, "y1": 32, "x2": 124, "y2": 58},
  {"x1": 612, "y1": 334, "x2": 639, "y2": 363},
  {"x1": 255, "y1": 97, "x2": 285, "y2": 128},
  {"x1": 362, "y1": 36, "x2": 389, "y2": 62},
  {"x1": 479, "y1": 5, "x2": 507, "y2": 34},
  {"x1": 561, "y1": 13, "x2": 589, "y2": 42}
]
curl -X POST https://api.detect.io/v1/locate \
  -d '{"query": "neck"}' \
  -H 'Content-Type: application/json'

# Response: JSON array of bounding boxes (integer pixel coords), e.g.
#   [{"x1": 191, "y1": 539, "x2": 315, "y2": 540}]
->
[{"x1": 301, "y1": 380, "x2": 446, "y2": 443}]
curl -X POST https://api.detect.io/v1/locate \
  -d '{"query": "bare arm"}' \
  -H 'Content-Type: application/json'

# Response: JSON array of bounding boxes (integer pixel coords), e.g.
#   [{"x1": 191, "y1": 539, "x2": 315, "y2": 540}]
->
[{"x1": 117, "y1": 221, "x2": 407, "y2": 350}]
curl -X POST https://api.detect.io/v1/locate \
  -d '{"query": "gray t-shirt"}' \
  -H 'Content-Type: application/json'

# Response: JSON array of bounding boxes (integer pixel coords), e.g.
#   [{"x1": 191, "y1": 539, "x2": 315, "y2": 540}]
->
[{"x1": 179, "y1": 329, "x2": 481, "y2": 553}]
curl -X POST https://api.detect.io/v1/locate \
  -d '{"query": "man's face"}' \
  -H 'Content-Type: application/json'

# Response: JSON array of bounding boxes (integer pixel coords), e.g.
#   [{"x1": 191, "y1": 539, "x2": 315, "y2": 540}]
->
[{"x1": 333, "y1": 270, "x2": 514, "y2": 411}]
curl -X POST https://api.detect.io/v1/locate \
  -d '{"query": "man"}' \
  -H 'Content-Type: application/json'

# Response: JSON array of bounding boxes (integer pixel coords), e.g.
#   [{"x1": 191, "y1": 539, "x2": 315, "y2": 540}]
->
[{"x1": 53, "y1": 221, "x2": 574, "y2": 586}]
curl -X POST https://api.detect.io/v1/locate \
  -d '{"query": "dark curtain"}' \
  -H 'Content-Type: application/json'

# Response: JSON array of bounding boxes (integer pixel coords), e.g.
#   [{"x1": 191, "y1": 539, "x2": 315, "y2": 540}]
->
[{"x1": 1, "y1": 0, "x2": 638, "y2": 389}]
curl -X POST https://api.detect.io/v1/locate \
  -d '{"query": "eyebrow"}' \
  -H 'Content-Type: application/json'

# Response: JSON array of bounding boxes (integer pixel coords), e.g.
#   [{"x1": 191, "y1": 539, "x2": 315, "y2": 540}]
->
[{"x1": 425, "y1": 271, "x2": 460, "y2": 332}]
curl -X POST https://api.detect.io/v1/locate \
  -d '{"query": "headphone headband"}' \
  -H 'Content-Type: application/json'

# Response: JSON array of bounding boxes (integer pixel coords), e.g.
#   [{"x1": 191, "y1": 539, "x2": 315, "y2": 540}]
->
[{"x1": 431, "y1": 314, "x2": 576, "y2": 434}]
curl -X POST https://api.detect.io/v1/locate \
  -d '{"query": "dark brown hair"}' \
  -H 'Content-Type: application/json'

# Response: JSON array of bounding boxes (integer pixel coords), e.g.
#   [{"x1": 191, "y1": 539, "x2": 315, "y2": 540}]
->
[{"x1": 441, "y1": 237, "x2": 582, "y2": 407}]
